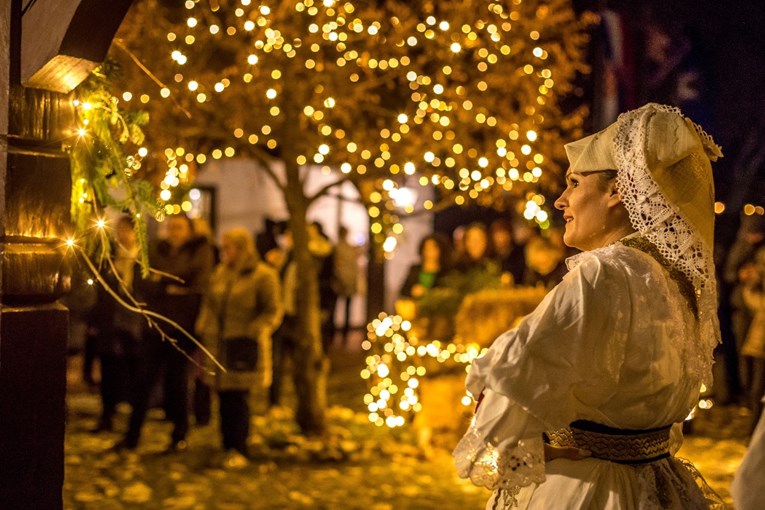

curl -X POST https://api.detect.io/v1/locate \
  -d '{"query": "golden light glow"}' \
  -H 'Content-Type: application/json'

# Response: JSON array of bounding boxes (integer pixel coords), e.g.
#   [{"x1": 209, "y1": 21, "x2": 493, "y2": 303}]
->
[{"x1": 126, "y1": 0, "x2": 588, "y2": 257}]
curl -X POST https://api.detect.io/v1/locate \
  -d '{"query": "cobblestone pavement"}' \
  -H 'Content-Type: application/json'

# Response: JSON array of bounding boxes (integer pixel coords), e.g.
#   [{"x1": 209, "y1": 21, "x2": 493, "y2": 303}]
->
[{"x1": 64, "y1": 349, "x2": 750, "y2": 509}]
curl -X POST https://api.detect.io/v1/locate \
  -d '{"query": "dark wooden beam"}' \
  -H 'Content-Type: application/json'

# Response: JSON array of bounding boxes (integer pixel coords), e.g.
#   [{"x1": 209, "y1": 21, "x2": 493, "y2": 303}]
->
[{"x1": 21, "y1": 0, "x2": 134, "y2": 92}]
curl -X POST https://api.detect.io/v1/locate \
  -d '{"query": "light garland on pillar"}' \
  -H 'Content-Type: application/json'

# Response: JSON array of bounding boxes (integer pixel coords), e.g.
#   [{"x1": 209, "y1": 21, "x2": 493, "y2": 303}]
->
[{"x1": 66, "y1": 67, "x2": 225, "y2": 371}]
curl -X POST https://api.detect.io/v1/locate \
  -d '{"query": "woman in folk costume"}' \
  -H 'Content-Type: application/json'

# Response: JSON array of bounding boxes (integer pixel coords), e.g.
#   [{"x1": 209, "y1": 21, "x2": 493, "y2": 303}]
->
[{"x1": 453, "y1": 103, "x2": 725, "y2": 509}]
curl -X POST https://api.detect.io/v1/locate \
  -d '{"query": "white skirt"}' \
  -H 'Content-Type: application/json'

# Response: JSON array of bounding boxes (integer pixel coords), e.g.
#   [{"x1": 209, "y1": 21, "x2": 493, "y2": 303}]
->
[{"x1": 485, "y1": 456, "x2": 722, "y2": 510}]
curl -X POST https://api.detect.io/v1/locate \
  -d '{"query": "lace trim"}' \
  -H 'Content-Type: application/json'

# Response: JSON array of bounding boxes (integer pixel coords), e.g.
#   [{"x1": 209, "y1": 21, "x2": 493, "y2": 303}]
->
[
  {"x1": 673, "y1": 457, "x2": 728, "y2": 509},
  {"x1": 453, "y1": 424, "x2": 545, "y2": 492},
  {"x1": 635, "y1": 457, "x2": 727, "y2": 510},
  {"x1": 489, "y1": 488, "x2": 523, "y2": 510},
  {"x1": 614, "y1": 104, "x2": 719, "y2": 385}
]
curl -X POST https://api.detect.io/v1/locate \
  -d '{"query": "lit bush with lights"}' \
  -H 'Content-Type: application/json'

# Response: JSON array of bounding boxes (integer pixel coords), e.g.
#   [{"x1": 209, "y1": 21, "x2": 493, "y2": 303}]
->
[{"x1": 361, "y1": 313, "x2": 486, "y2": 428}]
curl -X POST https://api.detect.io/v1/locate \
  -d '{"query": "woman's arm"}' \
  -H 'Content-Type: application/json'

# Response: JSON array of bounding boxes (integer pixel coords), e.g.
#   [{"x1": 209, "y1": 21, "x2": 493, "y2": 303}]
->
[{"x1": 455, "y1": 253, "x2": 631, "y2": 489}]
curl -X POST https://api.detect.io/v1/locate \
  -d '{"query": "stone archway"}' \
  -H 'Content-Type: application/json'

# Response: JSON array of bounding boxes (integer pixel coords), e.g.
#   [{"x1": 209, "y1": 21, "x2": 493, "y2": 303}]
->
[{"x1": 0, "y1": 1, "x2": 132, "y2": 508}]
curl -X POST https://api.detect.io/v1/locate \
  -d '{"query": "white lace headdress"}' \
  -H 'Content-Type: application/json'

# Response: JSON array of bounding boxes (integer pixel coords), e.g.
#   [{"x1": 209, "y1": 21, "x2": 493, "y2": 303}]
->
[{"x1": 565, "y1": 103, "x2": 723, "y2": 384}]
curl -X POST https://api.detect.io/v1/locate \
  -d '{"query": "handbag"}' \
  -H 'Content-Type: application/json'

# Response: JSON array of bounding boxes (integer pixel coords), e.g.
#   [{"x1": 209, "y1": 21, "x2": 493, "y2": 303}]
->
[
  {"x1": 743, "y1": 311, "x2": 765, "y2": 360},
  {"x1": 222, "y1": 336, "x2": 259, "y2": 371}
]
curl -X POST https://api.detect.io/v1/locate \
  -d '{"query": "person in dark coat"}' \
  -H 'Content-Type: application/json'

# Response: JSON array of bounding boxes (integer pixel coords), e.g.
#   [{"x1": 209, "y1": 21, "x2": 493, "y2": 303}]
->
[
  {"x1": 116, "y1": 213, "x2": 214, "y2": 452},
  {"x1": 309, "y1": 222, "x2": 337, "y2": 352},
  {"x1": 255, "y1": 217, "x2": 282, "y2": 259},
  {"x1": 452, "y1": 223, "x2": 499, "y2": 275},
  {"x1": 399, "y1": 233, "x2": 451, "y2": 299},
  {"x1": 488, "y1": 219, "x2": 527, "y2": 286},
  {"x1": 88, "y1": 215, "x2": 143, "y2": 432}
]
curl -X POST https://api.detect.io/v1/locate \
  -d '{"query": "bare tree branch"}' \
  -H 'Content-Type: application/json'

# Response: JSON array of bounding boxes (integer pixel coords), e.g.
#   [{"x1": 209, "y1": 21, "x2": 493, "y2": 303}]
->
[
  {"x1": 238, "y1": 146, "x2": 286, "y2": 192},
  {"x1": 258, "y1": 161, "x2": 286, "y2": 192},
  {"x1": 76, "y1": 245, "x2": 225, "y2": 374},
  {"x1": 112, "y1": 39, "x2": 193, "y2": 120},
  {"x1": 307, "y1": 178, "x2": 350, "y2": 204},
  {"x1": 324, "y1": 190, "x2": 365, "y2": 206}
]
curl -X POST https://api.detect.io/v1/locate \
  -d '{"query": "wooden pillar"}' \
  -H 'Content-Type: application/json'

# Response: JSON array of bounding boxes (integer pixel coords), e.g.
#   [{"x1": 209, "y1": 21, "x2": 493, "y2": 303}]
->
[{"x1": 0, "y1": 1, "x2": 132, "y2": 508}]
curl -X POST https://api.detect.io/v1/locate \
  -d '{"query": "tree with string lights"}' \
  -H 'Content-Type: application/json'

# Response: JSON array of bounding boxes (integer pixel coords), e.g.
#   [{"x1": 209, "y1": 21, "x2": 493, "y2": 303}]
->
[{"x1": 110, "y1": 0, "x2": 591, "y2": 434}]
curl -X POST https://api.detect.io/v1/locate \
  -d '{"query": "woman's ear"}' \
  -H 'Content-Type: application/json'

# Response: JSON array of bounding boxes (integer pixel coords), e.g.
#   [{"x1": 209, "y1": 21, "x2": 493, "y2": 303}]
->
[{"x1": 606, "y1": 181, "x2": 622, "y2": 208}]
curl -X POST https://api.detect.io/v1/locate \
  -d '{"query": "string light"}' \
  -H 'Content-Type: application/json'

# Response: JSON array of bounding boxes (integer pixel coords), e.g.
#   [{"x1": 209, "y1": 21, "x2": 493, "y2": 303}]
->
[
  {"x1": 113, "y1": 0, "x2": 595, "y2": 232},
  {"x1": 362, "y1": 313, "x2": 486, "y2": 428}
]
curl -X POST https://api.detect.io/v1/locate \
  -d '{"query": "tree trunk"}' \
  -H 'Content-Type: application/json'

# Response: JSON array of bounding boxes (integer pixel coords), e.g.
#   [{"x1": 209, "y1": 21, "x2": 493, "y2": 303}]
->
[
  {"x1": 366, "y1": 234, "x2": 386, "y2": 322},
  {"x1": 279, "y1": 99, "x2": 328, "y2": 434}
]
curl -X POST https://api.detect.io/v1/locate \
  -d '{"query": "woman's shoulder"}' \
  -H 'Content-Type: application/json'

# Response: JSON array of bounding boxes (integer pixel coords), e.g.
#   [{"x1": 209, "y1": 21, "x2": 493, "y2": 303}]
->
[
  {"x1": 249, "y1": 259, "x2": 279, "y2": 280},
  {"x1": 564, "y1": 240, "x2": 659, "y2": 286}
]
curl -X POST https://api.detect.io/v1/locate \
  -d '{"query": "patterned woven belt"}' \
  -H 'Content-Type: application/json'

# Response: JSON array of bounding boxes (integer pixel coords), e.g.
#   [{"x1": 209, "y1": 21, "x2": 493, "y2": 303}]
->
[{"x1": 545, "y1": 420, "x2": 672, "y2": 465}]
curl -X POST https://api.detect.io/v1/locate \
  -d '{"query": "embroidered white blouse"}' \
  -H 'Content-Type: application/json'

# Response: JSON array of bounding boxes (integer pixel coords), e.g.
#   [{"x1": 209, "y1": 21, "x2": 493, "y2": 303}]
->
[{"x1": 453, "y1": 238, "x2": 716, "y2": 509}]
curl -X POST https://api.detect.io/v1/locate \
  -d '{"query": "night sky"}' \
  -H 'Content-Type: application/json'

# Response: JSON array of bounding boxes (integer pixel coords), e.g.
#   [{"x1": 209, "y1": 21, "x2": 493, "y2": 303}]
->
[{"x1": 586, "y1": 0, "x2": 765, "y2": 243}]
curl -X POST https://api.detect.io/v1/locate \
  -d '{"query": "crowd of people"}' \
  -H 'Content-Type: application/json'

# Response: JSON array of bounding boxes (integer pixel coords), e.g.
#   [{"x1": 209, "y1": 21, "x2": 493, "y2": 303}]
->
[
  {"x1": 398, "y1": 220, "x2": 572, "y2": 308},
  {"x1": 720, "y1": 214, "x2": 765, "y2": 429},
  {"x1": 73, "y1": 215, "x2": 362, "y2": 469}
]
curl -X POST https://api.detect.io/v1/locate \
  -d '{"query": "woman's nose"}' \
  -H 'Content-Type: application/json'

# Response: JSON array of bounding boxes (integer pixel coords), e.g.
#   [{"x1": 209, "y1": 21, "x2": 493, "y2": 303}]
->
[{"x1": 554, "y1": 192, "x2": 567, "y2": 211}]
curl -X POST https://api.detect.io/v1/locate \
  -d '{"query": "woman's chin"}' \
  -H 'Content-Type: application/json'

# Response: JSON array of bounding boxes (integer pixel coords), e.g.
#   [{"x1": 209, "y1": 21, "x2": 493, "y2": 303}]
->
[{"x1": 562, "y1": 231, "x2": 575, "y2": 248}]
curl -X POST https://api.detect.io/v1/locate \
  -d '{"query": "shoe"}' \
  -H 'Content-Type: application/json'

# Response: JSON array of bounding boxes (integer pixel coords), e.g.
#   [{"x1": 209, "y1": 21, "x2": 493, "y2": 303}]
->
[
  {"x1": 222, "y1": 449, "x2": 249, "y2": 470},
  {"x1": 112, "y1": 438, "x2": 137, "y2": 452},
  {"x1": 164, "y1": 439, "x2": 188, "y2": 454},
  {"x1": 90, "y1": 417, "x2": 113, "y2": 433}
]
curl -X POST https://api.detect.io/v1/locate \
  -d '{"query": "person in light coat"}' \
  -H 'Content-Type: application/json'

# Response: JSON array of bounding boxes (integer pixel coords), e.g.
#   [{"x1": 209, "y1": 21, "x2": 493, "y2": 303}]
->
[{"x1": 196, "y1": 227, "x2": 282, "y2": 466}]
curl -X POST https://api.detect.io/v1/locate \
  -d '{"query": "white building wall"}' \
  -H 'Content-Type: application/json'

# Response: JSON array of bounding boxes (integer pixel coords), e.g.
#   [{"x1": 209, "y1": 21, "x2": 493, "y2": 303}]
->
[{"x1": 196, "y1": 159, "x2": 410, "y2": 328}]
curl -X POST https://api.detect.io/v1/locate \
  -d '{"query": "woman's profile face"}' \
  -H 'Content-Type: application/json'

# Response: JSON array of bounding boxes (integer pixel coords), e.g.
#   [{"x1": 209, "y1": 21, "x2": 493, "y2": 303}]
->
[
  {"x1": 221, "y1": 237, "x2": 242, "y2": 267},
  {"x1": 554, "y1": 172, "x2": 613, "y2": 251},
  {"x1": 166, "y1": 216, "x2": 192, "y2": 248}
]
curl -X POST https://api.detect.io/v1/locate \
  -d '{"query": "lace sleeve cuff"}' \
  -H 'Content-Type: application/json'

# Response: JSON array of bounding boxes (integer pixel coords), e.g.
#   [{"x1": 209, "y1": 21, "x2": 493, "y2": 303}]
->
[{"x1": 453, "y1": 424, "x2": 546, "y2": 491}]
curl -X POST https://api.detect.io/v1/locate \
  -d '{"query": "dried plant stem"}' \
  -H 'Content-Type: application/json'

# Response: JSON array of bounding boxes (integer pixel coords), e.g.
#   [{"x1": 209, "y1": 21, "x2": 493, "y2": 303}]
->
[{"x1": 75, "y1": 244, "x2": 225, "y2": 374}]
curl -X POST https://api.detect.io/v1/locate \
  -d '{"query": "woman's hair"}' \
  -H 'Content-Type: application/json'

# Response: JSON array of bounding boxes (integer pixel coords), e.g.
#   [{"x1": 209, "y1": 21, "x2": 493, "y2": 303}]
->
[
  {"x1": 595, "y1": 169, "x2": 618, "y2": 190},
  {"x1": 223, "y1": 227, "x2": 256, "y2": 258},
  {"x1": 419, "y1": 232, "x2": 451, "y2": 269},
  {"x1": 489, "y1": 218, "x2": 513, "y2": 237},
  {"x1": 168, "y1": 213, "x2": 196, "y2": 235}
]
